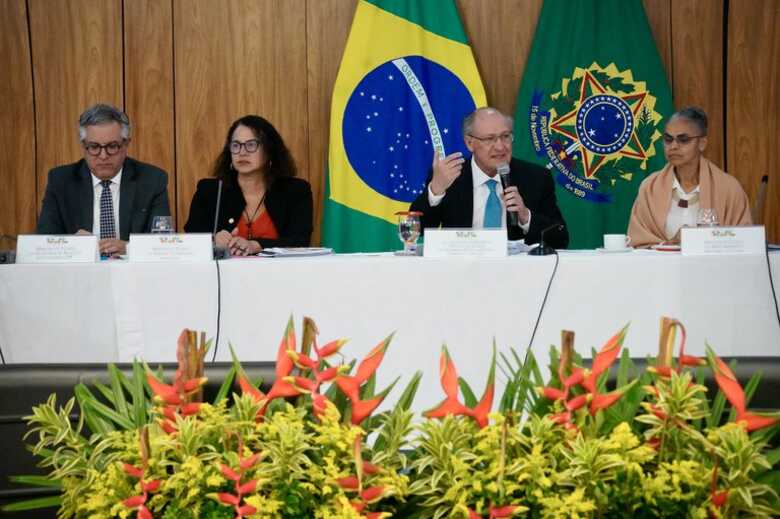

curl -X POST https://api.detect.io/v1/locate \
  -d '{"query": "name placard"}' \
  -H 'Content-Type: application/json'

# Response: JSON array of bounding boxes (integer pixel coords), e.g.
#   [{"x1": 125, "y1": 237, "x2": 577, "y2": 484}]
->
[
  {"x1": 129, "y1": 233, "x2": 213, "y2": 262},
  {"x1": 423, "y1": 229, "x2": 507, "y2": 258},
  {"x1": 681, "y1": 226, "x2": 765, "y2": 255},
  {"x1": 16, "y1": 235, "x2": 99, "y2": 263}
]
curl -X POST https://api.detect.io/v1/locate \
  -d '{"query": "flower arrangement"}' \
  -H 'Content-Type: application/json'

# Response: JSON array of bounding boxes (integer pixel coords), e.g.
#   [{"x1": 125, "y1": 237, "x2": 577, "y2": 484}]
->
[{"x1": 4, "y1": 316, "x2": 780, "y2": 518}]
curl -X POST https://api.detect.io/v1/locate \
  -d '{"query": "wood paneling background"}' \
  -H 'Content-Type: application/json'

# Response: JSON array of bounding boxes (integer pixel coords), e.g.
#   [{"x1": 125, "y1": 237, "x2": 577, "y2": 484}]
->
[{"x1": 0, "y1": 0, "x2": 777, "y2": 243}]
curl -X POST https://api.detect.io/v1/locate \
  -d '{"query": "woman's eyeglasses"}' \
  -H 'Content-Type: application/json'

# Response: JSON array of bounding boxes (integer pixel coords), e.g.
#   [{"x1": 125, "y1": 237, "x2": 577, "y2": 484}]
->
[
  {"x1": 662, "y1": 133, "x2": 704, "y2": 145},
  {"x1": 230, "y1": 139, "x2": 261, "y2": 154}
]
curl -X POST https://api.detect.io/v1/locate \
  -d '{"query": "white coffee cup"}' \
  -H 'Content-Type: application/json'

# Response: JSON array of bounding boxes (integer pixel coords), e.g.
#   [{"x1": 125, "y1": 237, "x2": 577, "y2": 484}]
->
[{"x1": 603, "y1": 234, "x2": 631, "y2": 251}]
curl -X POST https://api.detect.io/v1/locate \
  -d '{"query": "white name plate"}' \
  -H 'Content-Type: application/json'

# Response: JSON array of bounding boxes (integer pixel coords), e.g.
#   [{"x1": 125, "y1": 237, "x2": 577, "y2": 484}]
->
[
  {"x1": 681, "y1": 225, "x2": 765, "y2": 255},
  {"x1": 423, "y1": 228, "x2": 507, "y2": 258},
  {"x1": 129, "y1": 233, "x2": 213, "y2": 262},
  {"x1": 16, "y1": 235, "x2": 99, "y2": 263}
]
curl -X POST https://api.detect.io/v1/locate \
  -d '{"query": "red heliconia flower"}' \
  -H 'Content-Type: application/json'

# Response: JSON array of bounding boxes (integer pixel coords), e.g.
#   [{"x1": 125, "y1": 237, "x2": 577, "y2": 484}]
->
[
  {"x1": 468, "y1": 509, "x2": 482, "y2": 519},
  {"x1": 581, "y1": 326, "x2": 628, "y2": 393},
  {"x1": 537, "y1": 387, "x2": 565, "y2": 401},
  {"x1": 216, "y1": 442, "x2": 263, "y2": 519},
  {"x1": 425, "y1": 345, "x2": 496, "y2": 428},
  {"x1": 708, "y1": 348, "x2": 778, "y2": 432},
  {"x1": 333, "y1": 334, "x2": 397, "y2": 425},
  {"x1": 712, "y1": 489, "x2": 729, "y2": 508},
  {"x1": 350, "y1": 394, "x2": 386, "y2": 425},
  {"x1": 336, "y1": 335, "x2": 393, "y2": 402},
  {"x1": 121, "y1": 428, "x2": 161, "y2": 519},
  {"x1": 315, "y1": 338, "x2": 348, "y2": 359},
  {"x1": 588, "y1": 381, "x2": 636, "y2": 416},
  {"x1": 360, "y1": 486, "x2": 386, "y2": 503},
  {"x1": 565, "y1": 393, "x2": 591, "y2": 412},
  {"x1": 337, "y1": 476, "x2": 359, "y2": 490},
  {"x1": 489, "y1": 505, "x2": 520, "y2": 518}
]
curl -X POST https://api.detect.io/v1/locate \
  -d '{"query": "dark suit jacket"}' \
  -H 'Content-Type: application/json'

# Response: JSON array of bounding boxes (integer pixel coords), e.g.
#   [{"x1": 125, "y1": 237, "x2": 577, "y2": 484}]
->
[
  {"x1": 184, "y1": 176, "x2": 313, "y2": 248},
  {"x1": 36, "y1": 158, "x2": 170, "y2": 240},
  {"x1": 410, "y1": 157, "x2": 569, "y2": 248}
]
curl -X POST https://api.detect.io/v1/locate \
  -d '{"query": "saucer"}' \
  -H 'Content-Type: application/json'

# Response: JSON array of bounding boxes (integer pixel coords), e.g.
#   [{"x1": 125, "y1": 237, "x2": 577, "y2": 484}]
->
[
  {"x1": 651, "y1": 244, "x2": 681, "y2": 252},
  {"x1": 596, "y1": 247, "x2": 633, "y2": 253}
]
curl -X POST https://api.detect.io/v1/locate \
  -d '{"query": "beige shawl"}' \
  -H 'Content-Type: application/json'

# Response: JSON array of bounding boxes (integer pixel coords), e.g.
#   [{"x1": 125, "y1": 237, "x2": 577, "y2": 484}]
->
[{"x1": 627, "y1": 157, "x2": 752, "y2": 248}]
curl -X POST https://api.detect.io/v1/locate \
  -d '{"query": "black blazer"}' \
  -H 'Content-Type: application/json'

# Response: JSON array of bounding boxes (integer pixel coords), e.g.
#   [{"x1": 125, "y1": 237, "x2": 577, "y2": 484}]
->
[
  {"x1": 410, "y1": 157, "x2": 569, "y2": 248},
  {"x1": 184, "y1": 176, "x2": 313, "y2": 248},
  {"x1": 36, "y1": 158, "x2": 170, "y2": 240}
]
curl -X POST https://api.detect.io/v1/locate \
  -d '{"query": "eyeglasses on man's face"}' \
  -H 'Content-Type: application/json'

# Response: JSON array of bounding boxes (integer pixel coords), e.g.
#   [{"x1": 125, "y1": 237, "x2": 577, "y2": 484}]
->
[
  {"x1": 468, "y1": 132, "x2": 514, "y2": 146},
  {"x1": 230, "y1": 139, "x2": 261, "y2": 154},
  {"x1": 82, "y1": 140, "x2": 126, "y2": 156},
  {"x1": 662, "y1": 132, "x2": 704, "y2": 146}
]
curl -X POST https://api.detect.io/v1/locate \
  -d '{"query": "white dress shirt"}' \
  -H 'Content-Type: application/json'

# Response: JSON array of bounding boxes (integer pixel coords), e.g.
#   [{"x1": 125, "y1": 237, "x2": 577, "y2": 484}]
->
[
  {"x1": 91, "y1": 170, "x2": 122, "y2": 237},
  {"x1": 427, "y1": 157, "x2": 531, "y2": 232},
  {"x1": 664, "y1": 176, "x2": 699, "y2": 240}
]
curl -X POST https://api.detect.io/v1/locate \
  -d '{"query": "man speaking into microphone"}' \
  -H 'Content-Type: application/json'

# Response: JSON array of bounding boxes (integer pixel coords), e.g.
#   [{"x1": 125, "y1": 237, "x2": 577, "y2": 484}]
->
[{"x1": 410, "y1": 107, "x2": 568, "y2": 248}]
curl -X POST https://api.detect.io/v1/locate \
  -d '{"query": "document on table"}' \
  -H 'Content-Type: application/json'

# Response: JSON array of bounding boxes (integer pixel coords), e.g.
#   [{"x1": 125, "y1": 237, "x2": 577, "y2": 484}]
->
[{"x1": 258, "y1": 247, "x2": 334, "y2": 257}]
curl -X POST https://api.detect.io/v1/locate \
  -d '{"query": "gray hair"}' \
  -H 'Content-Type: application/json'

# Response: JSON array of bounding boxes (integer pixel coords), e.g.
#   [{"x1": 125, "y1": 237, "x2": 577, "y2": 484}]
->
[
  {"x1": 462, "y1": 107, "x2": 513, "y2": 136},
  {"x1": 670, "y1": 106, "x2": 708, "y2": 136},
  {"x1": 78, "y1": 103, "x2": 131, "y2": 141}
]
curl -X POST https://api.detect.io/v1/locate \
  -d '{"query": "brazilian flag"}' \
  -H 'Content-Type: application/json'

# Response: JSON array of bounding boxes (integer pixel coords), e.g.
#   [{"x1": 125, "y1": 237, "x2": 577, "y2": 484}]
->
[
  {"x1": 322, "y1": 0, "x2": 486, "y2": 252},
  {"x1": 513, "y1": 0, "x2": 674, "y2": 249}
]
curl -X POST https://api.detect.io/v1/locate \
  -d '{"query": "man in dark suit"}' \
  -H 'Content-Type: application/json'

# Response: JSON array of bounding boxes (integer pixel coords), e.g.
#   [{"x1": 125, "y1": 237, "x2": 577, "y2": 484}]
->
[
  {"x1": 37, "y1": 104, "x2": 170, "y2": 256},
  {"x1": 410, "y1": 107, "x2": 568, "y2": 248}
]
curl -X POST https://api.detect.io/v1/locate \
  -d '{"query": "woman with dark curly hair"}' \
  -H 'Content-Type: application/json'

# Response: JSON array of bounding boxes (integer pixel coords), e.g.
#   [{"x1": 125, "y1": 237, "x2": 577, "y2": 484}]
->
[{"x1": 184, "y1": 115, "x2": 313, "y2": 255}]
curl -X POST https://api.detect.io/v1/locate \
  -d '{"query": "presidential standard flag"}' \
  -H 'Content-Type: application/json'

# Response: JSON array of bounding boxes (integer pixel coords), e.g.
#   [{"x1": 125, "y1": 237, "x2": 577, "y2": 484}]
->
[
  {"x1": 513, "y1": 0, "x2": 674, "y2": 249},
  {"x1": 322, "y1": 0, "x2": 487, "y2": 252}
]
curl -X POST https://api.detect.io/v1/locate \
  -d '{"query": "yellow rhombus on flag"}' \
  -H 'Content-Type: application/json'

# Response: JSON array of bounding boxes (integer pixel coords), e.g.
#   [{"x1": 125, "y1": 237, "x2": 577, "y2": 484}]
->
[{"x1": 322, "y1": 0, "x2": 487, "y2": 252}]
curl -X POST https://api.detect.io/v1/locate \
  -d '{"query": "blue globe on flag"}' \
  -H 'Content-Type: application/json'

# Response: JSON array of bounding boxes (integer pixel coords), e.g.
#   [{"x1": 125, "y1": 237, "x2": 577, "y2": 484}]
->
[{"x1": 342, "y1": 56, "x2": 476, "y2": 203}]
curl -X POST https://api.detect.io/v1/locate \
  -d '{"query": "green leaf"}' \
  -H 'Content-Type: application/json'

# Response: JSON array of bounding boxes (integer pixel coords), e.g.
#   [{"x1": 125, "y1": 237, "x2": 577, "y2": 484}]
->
[
  {"x1": 108, "y1": 363, "x2": 130, "y2": 420},
  {"x1": 360, "y1": 372, "x2": 377, "y2": 400},
  {"x1": 458, "y1": 378, "x2": 477, "y2": 408},
  {"x1": 617, "y1": 349, "x2": 633, "y2": 388},
  {"x1": 743, "y1": 371, "x2": 763, "y2": 408},
  {"x1": 213, "y1": 364, "x2": 236, "y2": 405},
  {"x1": 1, "y1": 495, "x2": 61, "y2": 511},
  {"x1": 74, "y1": 384, "x2": 112, "y2": 435},
  {"x1": 132, "y1": 360, "x2": 148, "y2": 426},
  {"x1": 395, "y1": 371, "x2": 422, "y2": 411},
  {"x1": 75, "y1": 383, "x2": 134, "y2": 430},
  {"x1": 7, "y1": 475, "x2": 61, "y2": 488}
]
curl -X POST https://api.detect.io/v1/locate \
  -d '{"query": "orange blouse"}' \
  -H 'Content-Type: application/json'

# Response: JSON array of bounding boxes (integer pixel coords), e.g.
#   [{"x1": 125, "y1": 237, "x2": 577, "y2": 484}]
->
[{"x1": 236, "y1": 210, "x2": 279, "y2": 241}]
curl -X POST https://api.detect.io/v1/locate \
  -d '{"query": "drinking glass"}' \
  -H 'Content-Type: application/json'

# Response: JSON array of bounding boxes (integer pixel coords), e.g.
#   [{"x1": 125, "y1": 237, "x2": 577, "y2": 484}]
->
[
  {"x1": 151, "y1": 216, "x2": 174, "y2": 233},
  {"x1": 696, "y1": 208, "x2": 719, "y2": 227},
  {"x1": 395, "y1": 211, "x2": 421, "y2": 255}
]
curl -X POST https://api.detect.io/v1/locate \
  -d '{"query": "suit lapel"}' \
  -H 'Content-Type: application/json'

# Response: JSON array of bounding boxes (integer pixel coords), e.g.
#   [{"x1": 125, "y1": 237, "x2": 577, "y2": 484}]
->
[
  {"x1": 77, "y1": 161, "x2": 94, "y2": 232},
  {"x1": 119, "y1": 159, "x2": 135, "y2": 239},
  {"x1": 457, "y1": 161, "x2": 475, "y2": 227}
]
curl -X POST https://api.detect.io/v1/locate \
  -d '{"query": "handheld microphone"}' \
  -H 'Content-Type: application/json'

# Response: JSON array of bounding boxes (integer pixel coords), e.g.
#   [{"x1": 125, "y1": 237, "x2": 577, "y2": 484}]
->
[
  {"x1": 212, "y1": 180, "x2": 229, "y2": 259},
  {"x1": 528, "y1": 223, "x2": 564, "y2": 256},
  {"x1": 497, "y1": 163, "x2": 518, "y2": 227}
]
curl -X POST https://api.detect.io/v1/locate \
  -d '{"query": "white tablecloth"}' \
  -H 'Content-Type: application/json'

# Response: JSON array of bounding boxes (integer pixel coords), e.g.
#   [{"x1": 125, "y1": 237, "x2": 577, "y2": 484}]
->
[{"x1": 1, "y1": 251, "x2": 778, "y2": 412}]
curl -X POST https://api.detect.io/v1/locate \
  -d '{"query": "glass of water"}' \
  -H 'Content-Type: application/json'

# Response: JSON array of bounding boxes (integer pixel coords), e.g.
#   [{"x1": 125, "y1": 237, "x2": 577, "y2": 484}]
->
[
  {"x1": 395, "y1": 211, "x2": 422, "y2": 255},
  {"x1": 151, "y1": 216, "x2": 174, "y2": 233},
  {"x1": 696, "y1": 208, "x2": 719, "y2": 227}
]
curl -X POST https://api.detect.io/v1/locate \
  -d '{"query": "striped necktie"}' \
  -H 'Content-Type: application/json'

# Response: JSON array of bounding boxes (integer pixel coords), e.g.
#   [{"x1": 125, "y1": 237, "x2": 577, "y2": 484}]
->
[
  {"x1": 484, "y1": 179, "x2": 502, "y2": 228},
  {"x1": 99, "y1": 180, "x2": 117, "y2": 240}
]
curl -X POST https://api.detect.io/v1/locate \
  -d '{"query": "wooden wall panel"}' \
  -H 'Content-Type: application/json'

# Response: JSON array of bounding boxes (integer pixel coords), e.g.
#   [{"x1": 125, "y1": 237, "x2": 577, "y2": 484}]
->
[
  {"x1": 173, "y1": 0, "x2": 308, "y2": 228},
  {"x1": 459, "y1": 0, "x2": 542, "y2": 115},
  {"x1": 2, "y1": 0, "x2": 778, "y2": 244},
  {"x1": 643, "y1": 0, "x2": 673, "y2": 87},
  {"x1": 726, "y1": 0, "x2": 780, "y2": 242},
  {"x1": 124, "y1": 0, "x2": 176, "y2": 225},
  {"x1": 305, "y1": 0, "x2": 357, "y2": 245},
  {"x1": 0, "y1": 0, "x2": 36, "y2": 240},
  {"x1": 28, "y1": 0, "x2": 123, "y2": 209},
  {"x1": 669, "y1": 0, "x2": 724, "y2": 166}
]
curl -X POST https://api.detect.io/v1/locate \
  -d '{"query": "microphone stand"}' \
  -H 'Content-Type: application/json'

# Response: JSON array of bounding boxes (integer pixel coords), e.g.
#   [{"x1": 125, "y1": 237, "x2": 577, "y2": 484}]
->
[{"x1": 528, "y1": 224, "x2": 563, "y2": 256}]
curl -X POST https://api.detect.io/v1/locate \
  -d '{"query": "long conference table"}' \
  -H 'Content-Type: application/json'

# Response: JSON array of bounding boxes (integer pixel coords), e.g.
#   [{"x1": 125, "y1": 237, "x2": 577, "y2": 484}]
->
[{"x1": 1, "y1": 250, "x2": 778, "y2": 413}]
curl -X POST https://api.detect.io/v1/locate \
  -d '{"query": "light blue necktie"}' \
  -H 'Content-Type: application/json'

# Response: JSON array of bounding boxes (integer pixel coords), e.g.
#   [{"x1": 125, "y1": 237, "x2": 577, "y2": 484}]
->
[{"x1": 484, "y1": 179, "x2": 502, "y2": 228}]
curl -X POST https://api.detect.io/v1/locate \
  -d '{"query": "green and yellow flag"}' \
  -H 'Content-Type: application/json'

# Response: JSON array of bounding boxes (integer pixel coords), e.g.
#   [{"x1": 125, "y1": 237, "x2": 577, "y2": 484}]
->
[
  {"x1": 513, "y1": 0, "x2": 674, "y2": 249},
  {"x1": 322, "y1": 0, "x2": 486, "y2": 252}
]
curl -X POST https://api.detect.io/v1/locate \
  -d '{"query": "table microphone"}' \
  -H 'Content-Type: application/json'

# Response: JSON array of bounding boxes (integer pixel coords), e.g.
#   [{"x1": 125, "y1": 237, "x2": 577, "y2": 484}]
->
[
  {"x1": 497, "y1": 163, "x2": 518, "y2": 227},
  {"x1": 212, "y1": 180, "x2": 229, "y2": 259},
  {"x1": 528, "y1": 223, "x2": 564, "y2": 256}
]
